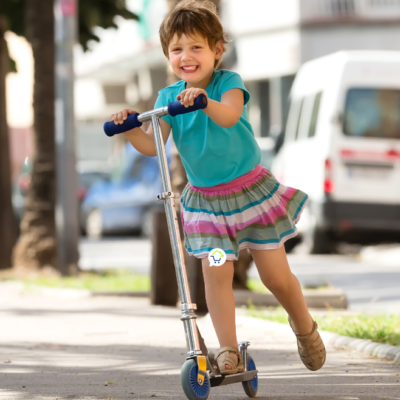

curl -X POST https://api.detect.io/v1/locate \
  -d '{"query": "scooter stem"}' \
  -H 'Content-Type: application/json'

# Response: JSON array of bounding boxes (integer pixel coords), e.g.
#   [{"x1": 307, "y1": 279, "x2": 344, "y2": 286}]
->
[{"x1": 149, "y1": 113, "x2": 202, "y2": 358}]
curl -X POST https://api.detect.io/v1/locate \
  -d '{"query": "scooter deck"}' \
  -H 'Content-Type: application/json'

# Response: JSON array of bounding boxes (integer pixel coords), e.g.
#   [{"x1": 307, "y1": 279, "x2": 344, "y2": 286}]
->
[{"x1": 210, "y1": 369, "x2": 258, "y2": 387}]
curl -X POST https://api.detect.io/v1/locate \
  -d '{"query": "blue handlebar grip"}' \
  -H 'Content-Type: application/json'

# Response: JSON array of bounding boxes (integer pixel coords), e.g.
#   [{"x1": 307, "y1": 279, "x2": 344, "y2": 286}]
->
[
  {"x1": 168, "y1": 93, "x2": 208, "y2": 117},
  {"x1": 103, "y1": 113, "x2": 143, "y2": 137}
]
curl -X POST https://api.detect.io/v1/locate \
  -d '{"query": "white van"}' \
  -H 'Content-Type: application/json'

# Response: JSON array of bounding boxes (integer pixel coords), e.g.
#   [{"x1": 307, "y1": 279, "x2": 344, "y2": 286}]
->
[{"x1": 272, "y1": 51, "x2": 400, "y2": 253}]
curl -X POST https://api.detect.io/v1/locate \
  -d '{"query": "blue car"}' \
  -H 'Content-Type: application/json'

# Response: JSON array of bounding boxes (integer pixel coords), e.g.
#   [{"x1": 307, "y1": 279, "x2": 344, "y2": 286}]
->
[{"x1": 81, "y1": 139, "x2": 173, "y2": 238}]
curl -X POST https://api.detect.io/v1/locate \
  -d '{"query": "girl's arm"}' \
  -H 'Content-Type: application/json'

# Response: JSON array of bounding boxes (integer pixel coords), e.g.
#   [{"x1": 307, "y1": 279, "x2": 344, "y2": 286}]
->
[
  {"x1": 110, "y1": 109, "x2": 171, "y2": 157},
  {"x1": 177, "y1": 88, "x2": 244, "y2": 128}
]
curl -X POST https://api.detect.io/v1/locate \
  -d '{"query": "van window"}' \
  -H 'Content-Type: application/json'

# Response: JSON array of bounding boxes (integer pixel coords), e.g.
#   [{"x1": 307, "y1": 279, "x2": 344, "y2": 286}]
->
[
  {"x1": 294, "y1": 98, "x2": 304, "y2": 140},
  {"x1": 285, "y1": 98, "x2": 303, "y2": 142},
  {"x1": 343, "y1": 88, "x2": 400, "y2": 139},
  {"x1": 308, "y1": 92, "x2": 322, "y2": 138}
]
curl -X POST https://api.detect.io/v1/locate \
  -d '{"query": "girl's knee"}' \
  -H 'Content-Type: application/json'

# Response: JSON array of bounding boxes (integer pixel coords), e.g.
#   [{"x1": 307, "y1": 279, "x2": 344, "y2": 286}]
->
[
  {"x1": 264, "y1": 273, "x2": 293, "y2": 294},
  {"x1": 201, "y1": 257, "x2": 234, "y2": 284}
]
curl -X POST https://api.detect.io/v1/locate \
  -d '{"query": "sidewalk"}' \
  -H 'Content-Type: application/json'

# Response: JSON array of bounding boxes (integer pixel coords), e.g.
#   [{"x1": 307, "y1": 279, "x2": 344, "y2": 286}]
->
[{"x1": 1, "y1": 283, "x2": 399, "y2": 400}]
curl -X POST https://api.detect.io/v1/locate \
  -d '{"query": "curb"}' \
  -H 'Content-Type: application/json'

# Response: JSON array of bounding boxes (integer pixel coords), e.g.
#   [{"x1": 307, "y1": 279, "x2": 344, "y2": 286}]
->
[
  {"x1": 320, "y1": 330, "x2": 400, "y2": 363},
  {"x1": 235, "y1": 313, "x2": 400, "y2": 364}
]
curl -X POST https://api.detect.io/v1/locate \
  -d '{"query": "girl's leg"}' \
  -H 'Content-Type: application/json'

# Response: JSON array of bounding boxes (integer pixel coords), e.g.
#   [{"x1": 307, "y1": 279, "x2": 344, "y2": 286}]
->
[
  {"x1": 201, "y1": 257, "x2": 238, "y2": 370},
  {"x1": 248, "y1": 245, "x2": 313, "y2": 335}
]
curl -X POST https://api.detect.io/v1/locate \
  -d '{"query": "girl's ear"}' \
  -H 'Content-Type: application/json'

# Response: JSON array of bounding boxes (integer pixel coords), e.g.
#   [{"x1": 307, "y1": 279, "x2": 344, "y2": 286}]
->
[{"x1": 214, "y1": 40, "x2": 224, "y2": 60}]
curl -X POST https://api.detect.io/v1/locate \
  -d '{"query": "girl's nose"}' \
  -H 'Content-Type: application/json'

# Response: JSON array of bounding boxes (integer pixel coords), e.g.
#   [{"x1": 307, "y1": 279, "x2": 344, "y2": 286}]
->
[{"x1": 181, "y1": 50, "x2": 193, "y2": 61}]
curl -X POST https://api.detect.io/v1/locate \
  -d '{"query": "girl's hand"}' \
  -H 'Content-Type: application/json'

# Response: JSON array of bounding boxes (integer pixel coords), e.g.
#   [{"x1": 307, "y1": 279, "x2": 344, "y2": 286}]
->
[
  {"x1": 110, "y1": 109, "x2": 137, "y2": 125},
  {"x1": 177, "y1": 88, "x2": 208, "y2": 108}
]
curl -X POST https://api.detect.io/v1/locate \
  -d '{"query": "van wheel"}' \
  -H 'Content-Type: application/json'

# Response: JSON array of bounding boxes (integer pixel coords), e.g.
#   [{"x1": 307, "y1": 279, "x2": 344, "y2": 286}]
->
[
  {"x1": 141, "y1": 209, "x2": 154, "y2": 238},
  {"x1": 284, "y1": 237, "x2": 300, "y2": 253},
  {"x1": 303, "y1": 227, "x2": 335, "y2": 254},
  {"x1": 86, "y1": 209, "x2": 103, "y2": 239}
]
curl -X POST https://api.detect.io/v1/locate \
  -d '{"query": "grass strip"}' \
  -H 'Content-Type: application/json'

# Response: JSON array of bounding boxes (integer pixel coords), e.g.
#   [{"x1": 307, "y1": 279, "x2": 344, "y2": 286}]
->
[
  {"x1": 1, "y1": 269, "x2": 150, "y2": 292},
  {"x1": 246, "y1": 303, "x2": 400, "y2": 347}
]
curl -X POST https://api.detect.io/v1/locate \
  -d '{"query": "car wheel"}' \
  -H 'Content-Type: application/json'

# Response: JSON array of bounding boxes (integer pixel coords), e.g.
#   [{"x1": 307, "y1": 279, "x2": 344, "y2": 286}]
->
[
  {"x1": 141, "y1": 208, "x2": 154, "y2": 238},
  {"x1": 86, "y1": 209, "x2": 103, "y2": 239}
]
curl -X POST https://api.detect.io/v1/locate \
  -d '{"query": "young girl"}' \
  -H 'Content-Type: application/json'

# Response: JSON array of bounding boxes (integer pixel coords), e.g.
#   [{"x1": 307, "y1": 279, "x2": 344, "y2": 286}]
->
[{"x1": 111, "y1": 0, "x2": 326, "y2": 375}]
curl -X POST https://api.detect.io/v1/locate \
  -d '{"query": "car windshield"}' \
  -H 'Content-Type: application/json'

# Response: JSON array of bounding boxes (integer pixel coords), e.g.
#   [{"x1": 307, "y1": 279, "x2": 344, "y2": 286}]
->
[
  {"x1": 343, "y1": 88, "x2": 400, "y2": 139},
  {"x1": 110, "y1": 156, "x2": 129, "y2": 183}
]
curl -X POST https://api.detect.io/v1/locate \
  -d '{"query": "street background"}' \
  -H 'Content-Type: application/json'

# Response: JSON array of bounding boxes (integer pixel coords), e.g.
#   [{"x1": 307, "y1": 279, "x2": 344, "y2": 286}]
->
[{"x1": 78, "y1": 236, "x2": 400, "y2": 313}]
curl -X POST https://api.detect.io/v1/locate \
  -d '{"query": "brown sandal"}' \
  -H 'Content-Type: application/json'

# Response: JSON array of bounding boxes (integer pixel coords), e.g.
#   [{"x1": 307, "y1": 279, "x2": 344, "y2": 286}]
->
[
  {"x1": 215, "y1": 346, "x2": 245, "y2": 375},
  {"x1": 288, "y1": 316, "x2": 326, "y2": 371}
]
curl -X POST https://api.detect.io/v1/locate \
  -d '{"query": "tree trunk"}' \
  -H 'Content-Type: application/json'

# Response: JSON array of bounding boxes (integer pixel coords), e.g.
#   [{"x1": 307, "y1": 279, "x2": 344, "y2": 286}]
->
[
  {"x1": 12, "y1": 0, "x2": 57, "y2": 274},
  {"x1": 0, "y1": 17, "x2": 18, "y2": 271}
]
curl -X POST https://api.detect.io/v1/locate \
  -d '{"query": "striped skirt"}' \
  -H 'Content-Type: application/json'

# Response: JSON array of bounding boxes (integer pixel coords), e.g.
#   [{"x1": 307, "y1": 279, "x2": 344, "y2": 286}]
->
[{"x1": 179, "y1": 164, "x2": 309, "y2": 261}]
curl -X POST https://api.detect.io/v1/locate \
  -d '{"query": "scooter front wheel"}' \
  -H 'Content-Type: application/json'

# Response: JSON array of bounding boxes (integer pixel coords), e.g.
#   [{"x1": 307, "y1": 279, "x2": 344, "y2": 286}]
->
[
  {"x1": 242, "y1": 354, "x2": 258, "y2": 397},
  {"x1": 181, "y1": 359, "x2": 211, "y2": 400}
]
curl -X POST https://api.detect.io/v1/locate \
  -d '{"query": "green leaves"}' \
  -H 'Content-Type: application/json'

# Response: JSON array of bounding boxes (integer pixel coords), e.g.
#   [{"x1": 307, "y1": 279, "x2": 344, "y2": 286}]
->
[
  {"x1": 0, "y1": 0, "x2": 139, "y2": 52},
  {"x1": 0, "y1": 0, "x2": 25, "y2": 37},
  {"x1": 78, "y1": 0, "x2": 139, "y2": 52}
]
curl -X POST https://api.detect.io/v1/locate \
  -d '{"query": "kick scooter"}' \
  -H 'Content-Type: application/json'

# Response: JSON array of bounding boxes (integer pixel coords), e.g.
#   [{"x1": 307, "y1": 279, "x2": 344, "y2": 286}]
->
[{"x1": 104, "y1": 94, "x2": 258, "y2": 400}]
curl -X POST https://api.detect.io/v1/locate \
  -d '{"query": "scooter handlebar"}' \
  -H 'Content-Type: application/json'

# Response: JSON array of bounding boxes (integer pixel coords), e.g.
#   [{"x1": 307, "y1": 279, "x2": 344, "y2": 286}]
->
[
  {"x1": 103, "y1": 113, "x2": 143, "y2": 137},
  {"x1": 103, "y1": 94, "x2": 208, "y2": 137},
  {"x1": 168, "y1": 93, "x2": 208, "y2": 116}
]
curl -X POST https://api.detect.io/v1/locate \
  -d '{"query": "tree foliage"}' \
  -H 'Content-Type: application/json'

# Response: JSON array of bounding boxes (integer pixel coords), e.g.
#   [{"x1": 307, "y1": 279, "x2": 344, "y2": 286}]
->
[
  {"x1": 0, "y1": 0, "x2": 139, "y2": 54},
  {"x1": 79, "y1": 0, "x2": 139, "y2": 51},
  {"x1": 0, "y1": 1, "x2": 25, "y2": 37}
]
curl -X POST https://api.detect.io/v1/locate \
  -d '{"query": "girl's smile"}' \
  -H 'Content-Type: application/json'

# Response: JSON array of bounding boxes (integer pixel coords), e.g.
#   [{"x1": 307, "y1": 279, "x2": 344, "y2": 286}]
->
[{"x1": 181, "y1": 65, "x2": 199, "y2": 73}]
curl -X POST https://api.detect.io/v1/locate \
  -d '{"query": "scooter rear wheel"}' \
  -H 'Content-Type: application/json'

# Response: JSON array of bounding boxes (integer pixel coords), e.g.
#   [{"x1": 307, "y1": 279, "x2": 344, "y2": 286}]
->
[
  {"x1": 181, "y1": 359, "x2": 211, "y2": 400},
  {"x1": 242, "y1": 354, "x2": 258, "y2": 397}
]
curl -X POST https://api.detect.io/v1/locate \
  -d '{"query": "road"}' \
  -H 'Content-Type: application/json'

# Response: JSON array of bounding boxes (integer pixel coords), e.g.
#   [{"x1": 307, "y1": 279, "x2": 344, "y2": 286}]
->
[{"x1": 79, "y1": 236, "x2": 400, "y2": 313}]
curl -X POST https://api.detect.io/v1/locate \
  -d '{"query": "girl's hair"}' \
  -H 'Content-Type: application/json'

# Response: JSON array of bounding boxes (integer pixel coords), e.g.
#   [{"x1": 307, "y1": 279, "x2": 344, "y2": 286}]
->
[{"x1": 159, "y1": 0, "x2": 230, "y2": 69}]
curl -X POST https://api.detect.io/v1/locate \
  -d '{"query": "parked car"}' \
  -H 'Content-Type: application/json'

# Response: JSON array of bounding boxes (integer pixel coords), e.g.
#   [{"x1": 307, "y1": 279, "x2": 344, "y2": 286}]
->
[
  {"x1": 81, "y1": 139, "x2": 173, "y2": 239},
  {"x1": 272, "y1": 50, "x2": 400, "y2": 253},
  {"x1": 76, "y1": 161, "x2": 112, "y2": 203},
  {"x1": 12, "y1": 158, "x2": 109, "y2": 224}
]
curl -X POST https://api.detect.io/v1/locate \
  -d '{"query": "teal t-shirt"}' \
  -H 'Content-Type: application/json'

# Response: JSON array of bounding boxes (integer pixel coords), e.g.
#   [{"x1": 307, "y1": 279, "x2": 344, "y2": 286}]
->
[{"x1": 154, "y1": 69, "x2": 261, "y2": 187}]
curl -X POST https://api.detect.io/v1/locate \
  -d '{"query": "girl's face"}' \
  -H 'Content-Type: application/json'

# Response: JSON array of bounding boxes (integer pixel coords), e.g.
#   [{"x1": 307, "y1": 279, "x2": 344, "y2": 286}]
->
[{"x1": 168, "y1": 32, "x2": 223, "y2": 89}]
